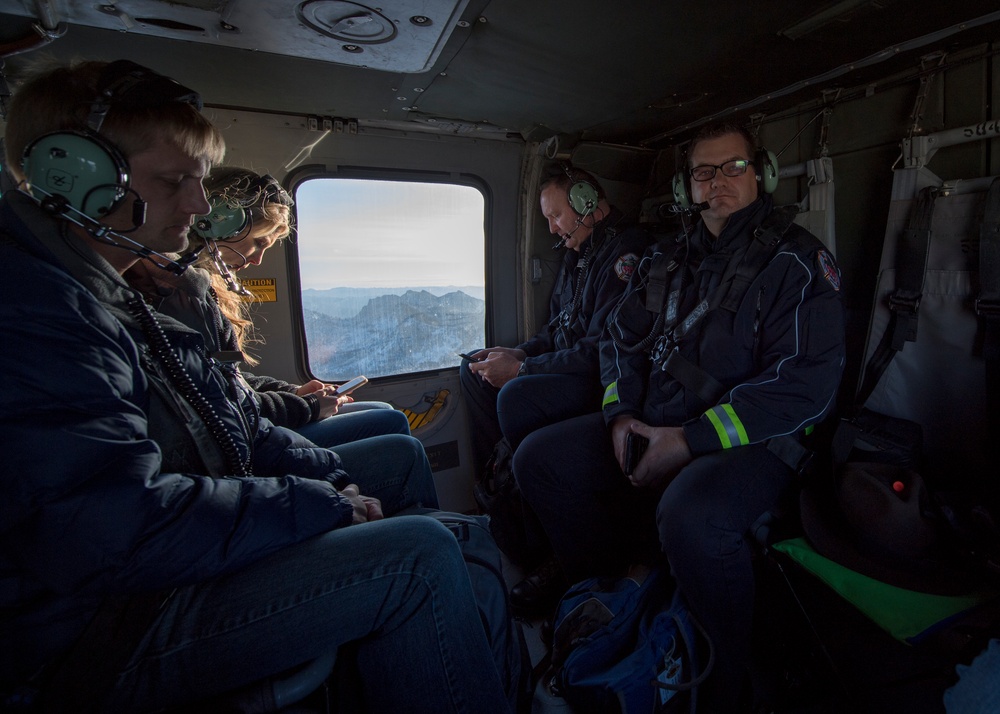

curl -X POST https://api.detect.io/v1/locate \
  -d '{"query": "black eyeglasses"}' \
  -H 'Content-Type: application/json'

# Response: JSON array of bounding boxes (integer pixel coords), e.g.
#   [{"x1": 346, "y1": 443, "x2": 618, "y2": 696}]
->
[{"x1": 689, "y1": 159, "x2": 752, "y2": 182}]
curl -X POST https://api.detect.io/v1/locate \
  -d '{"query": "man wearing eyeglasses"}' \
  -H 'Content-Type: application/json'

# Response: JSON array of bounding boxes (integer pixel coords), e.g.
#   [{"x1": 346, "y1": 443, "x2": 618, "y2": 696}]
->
[
  {"x1": 687, "y1": 138, "x2": 766, "y2": 239},
  {"x1": 515, "y1": 123, "x2": 846, "y2": 712}
]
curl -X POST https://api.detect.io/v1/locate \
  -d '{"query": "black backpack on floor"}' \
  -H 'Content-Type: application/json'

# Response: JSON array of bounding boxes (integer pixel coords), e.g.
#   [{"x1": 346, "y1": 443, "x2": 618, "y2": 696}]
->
[{"x1": 418, "y1": 509, "x2": 533, "y2": 713}]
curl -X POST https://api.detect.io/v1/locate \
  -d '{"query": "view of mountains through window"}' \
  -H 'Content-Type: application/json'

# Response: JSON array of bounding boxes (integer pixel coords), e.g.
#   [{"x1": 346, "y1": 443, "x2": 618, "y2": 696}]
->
[{"x1": 294, "y1": 178, "x2": 486, "y2": 380}]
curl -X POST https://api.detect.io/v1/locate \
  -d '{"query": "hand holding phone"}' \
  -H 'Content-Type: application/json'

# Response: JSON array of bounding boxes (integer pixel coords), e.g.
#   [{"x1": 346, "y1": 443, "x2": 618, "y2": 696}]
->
[
  {"x1": 457, "y1": 352, "x2": 483, "y2": 363},
  {"x1": 333, "y1": 375, "x2": 368, "y2": 396},
  {"x1": 623, "y1": 432, "x2": 649, "y2": 475}
]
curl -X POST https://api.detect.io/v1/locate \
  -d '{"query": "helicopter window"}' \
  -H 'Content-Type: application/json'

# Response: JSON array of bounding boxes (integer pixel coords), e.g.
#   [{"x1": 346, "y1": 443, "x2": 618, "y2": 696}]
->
[{"x1": 294, "y1": 177, "x2": 486, "y2": 380}]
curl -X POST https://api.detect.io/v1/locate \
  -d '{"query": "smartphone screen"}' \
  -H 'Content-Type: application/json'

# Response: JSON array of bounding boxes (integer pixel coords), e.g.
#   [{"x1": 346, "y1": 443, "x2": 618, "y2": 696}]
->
[{"x1": 333, "y1": 375, "x2": 368, "y2": 396}]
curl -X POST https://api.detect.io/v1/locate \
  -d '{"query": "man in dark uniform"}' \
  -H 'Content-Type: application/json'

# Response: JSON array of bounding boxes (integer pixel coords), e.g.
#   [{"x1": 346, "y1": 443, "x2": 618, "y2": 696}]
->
[
  {"x1": 515, "y1": 124, "x2": 846, "y2": 711},
  {"x1": 460, "y1": 168, "x2": 648, "y2": 473}
]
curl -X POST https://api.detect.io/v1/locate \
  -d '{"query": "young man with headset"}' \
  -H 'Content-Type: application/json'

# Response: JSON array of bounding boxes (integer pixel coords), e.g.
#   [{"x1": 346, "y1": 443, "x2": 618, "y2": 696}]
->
[
  {"x1": 0, "y1": 60, "x2": 511, "y2": 712},
  {"x1": 515, "y1": 124, "x2": 846, "y2": 711},
  {"x1": 459, "y1": 169, "x2": 649, "y2": 586}
]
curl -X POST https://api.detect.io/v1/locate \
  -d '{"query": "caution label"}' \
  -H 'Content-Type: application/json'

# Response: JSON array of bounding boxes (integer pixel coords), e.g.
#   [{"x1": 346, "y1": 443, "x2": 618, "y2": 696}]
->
[{"x1": 241, "y1": 278, "x2": 277, "y2": 302}]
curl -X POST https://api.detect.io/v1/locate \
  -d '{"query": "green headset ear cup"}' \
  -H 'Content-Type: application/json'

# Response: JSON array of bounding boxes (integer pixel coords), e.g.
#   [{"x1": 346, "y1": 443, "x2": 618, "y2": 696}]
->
[
  {"x1": 672, "y1": 171, "x2": 691, "y2": 208},
  {"x1": 757, "y1": 149, "x2": 779, "y2": 194},
  {"x1": 194, "y1": 194, "x2": 249, "y2": 240},
  {"x1": 567, "y1": 179, "x2": 600, "y2": 215},
  {"x1": 22, "y1": 131, "x2": 129, "y2": 219}
]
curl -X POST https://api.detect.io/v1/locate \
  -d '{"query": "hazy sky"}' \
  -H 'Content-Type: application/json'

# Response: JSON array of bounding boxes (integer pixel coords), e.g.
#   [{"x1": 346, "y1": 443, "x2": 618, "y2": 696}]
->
[{"x1": 295, "y1": 179, "x2": 486, "y2": 290}]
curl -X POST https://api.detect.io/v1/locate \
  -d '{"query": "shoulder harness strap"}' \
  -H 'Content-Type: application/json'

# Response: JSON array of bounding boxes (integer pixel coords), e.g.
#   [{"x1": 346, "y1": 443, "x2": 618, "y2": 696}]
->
[
  {"x1": 719, "y1": 204, "x2": 799, "y2": 313},
  {"x1": 659, "y1": 207, "x2": 811, "y2": 454},
  {"x1": 856, "y1": 185, "x2": 936, "y2": 407}
]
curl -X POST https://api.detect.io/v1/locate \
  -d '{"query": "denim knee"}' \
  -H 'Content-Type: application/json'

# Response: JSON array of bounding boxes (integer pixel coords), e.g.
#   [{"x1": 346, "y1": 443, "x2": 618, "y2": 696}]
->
[
  {"x1": 358, "y1": 408, "x2": 410, "y2": 435},
  {"x1": 380, "y1": 515, "x2": 463, "y2": 576}
]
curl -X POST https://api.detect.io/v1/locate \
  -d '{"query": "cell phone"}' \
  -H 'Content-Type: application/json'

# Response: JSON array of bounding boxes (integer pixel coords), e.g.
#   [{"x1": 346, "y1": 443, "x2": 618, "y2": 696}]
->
[
  {"x1": 333, "y1": 375, "x2": 368, "y2": 396},
  {"x1": 457, "y1": 352, "x2": 483, "y2": 362},
  {"x1": 623, "y1": 433, "x2": 649, "y2": 475}
]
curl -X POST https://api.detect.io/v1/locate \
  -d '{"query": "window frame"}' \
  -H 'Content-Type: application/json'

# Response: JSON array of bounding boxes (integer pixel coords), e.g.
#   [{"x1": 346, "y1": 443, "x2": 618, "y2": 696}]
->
[{"x1": 285, "y1": 166, "x2": 493, "y2": 384}]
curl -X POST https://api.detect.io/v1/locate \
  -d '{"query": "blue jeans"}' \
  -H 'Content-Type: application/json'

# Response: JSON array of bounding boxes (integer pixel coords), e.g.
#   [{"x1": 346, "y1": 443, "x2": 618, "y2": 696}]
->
[
  {"x1": 330, "y1": 433, "x2": 440, "y2": 514},
  {"x1": 295, "y1": 402, "x2": 410, "y2": 448},
  {"x1": 97, "y1": 516, "x2": 512, "y2": 713}
]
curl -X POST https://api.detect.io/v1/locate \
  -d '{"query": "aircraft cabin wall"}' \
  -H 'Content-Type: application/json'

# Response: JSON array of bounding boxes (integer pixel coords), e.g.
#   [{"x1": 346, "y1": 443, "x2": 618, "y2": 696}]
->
[
  {"x1": 204, "y1": 109, "x2": 525, "y2": 512},
  {"x1": 641, "y1": 41, "x2": 1000, "y2": 406},
  {"x1": 210, "y1": 107, "x2": 525, "y2": 383}
]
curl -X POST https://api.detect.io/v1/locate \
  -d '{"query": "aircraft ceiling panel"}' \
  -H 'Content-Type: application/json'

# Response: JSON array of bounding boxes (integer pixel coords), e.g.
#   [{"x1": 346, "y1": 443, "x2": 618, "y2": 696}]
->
[
  {"x1": 2, "y1": 1, "x2": 1000, "y2": 147},
  {"x1": 0, "y1": 0, "x2": 473, "y2": 73}
]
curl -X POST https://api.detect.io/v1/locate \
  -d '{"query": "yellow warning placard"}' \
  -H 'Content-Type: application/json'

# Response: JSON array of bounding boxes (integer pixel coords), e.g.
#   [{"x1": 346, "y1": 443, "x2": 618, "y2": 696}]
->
[{"x1": 241, "y1": 278, "x2": 277, "y2": 302}]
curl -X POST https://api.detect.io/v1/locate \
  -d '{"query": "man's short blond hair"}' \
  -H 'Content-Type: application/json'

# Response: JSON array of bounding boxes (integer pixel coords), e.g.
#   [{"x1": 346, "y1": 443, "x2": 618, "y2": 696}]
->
[{"x1": 4, "y1": 59, "x2": 225, "y2": 182}]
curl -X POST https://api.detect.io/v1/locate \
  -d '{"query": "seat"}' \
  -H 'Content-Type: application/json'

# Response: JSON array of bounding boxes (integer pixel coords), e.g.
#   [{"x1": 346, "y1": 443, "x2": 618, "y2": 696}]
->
[
  {"x1": 751, "y1": 129, "x2": 1000, "y2": 713},
  {"x1": 187, "y1": 652, "x2": 337, "y2": 713}
]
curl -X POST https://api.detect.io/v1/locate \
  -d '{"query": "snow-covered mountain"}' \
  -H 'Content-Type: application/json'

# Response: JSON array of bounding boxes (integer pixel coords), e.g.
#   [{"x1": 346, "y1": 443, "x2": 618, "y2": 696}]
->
[{"x1": 302, "y1": 288, "x2": 485, "y2": 377}]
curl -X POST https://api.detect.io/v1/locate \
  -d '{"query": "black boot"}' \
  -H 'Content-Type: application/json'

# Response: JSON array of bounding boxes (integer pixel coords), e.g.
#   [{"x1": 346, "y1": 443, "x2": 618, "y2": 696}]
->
[{"x1": 510, "y1": 556, "x2": 568, "y2": 618}]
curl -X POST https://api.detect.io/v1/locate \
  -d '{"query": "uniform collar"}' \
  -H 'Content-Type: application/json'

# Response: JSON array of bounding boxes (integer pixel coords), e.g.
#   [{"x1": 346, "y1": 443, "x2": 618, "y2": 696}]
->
[
  {"x1": 695, "y1": 195, "x2": 773, "y2": 253},
  {"x1": 577, "y1": 205, "x2": 625, "y2": 255}
]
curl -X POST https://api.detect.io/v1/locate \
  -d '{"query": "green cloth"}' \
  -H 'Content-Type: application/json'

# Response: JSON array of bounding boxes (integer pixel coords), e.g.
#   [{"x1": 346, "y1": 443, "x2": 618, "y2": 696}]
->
[{"x1": 772, "y1": 537, "x2": 997, "y2": 642}]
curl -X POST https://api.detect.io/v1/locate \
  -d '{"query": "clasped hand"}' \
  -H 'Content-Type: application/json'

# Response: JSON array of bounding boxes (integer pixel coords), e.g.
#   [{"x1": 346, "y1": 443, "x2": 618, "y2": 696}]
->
[
  {"x1": 611, "y1": 417, "x2": 693, "y2": 489},
  {"x1": 340, "y1": 483, "x2": 384, "y2": 524}
]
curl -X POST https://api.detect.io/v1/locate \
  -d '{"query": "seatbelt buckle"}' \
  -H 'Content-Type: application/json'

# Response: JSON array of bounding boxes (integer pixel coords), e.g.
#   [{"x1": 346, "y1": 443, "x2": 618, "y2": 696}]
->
[
  {"x1": 887, "y1": 292, "x2": 920, "y2": 315},
  {"x1": 793, "y1": 447, "x2": 815, "y2": 477},
  {"x1": 766, "y1": 435, "x2": 814, "y2": 476},
  {"x1": 649, "y1": 336, "x2": 671, "y2": 369},
  {"x1": 887, "y1": 292, "x2": 921, "y2": 346},
  {"x1": 975, "y1": 297, "x2": 1000, "y2": 318}
]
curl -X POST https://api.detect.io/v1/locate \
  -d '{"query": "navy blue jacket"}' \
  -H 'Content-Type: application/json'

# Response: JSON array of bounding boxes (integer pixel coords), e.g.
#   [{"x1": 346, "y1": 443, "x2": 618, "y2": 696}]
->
[
  {"x1": 601, "y1": 196, "x2": 845, "y2": 454},
  {"x1": 517, "y1": 207, "x2": 649, "y2": 378},
  {"x1": 0, "y1": 192, "x2": 355, "y2": 687}
]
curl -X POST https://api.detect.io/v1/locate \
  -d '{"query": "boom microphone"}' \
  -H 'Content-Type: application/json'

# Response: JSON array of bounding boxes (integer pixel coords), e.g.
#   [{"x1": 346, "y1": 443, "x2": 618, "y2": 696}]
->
[
  {"x1": 31, "y1": 187, "x2": 193, "y2": 275},
  {"x1": 552, "y1": 216, "x2": 586, "y2": 249}
]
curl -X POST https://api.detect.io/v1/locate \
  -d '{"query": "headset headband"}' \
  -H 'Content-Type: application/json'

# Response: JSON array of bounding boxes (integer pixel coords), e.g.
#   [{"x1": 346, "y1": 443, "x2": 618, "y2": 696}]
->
[
  {"x1": 86, "y1": 60, "x2": 203, "y2": 134},
  {"x1": 246, "y1": 173, "x2": 293, "y2": 208}
]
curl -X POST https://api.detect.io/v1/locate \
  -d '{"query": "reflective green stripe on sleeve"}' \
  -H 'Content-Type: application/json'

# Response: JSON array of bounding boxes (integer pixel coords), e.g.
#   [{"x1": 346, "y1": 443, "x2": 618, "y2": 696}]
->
[
  {"x1": 705, "y1": 404, "x2": 749, "y2": 449},
  {"x1": 602, "y1": 381, "x2": 619, "y2": 408}
]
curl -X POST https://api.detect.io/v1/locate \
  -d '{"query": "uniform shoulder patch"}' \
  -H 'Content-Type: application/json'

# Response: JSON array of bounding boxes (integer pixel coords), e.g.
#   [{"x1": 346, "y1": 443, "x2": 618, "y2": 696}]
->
[
  {"x1": 816, "y1": 249, "x2": 840, "y2": 291},
  {"x1": 615, "y1": 253, "x2": 640, "y2": 282}
]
